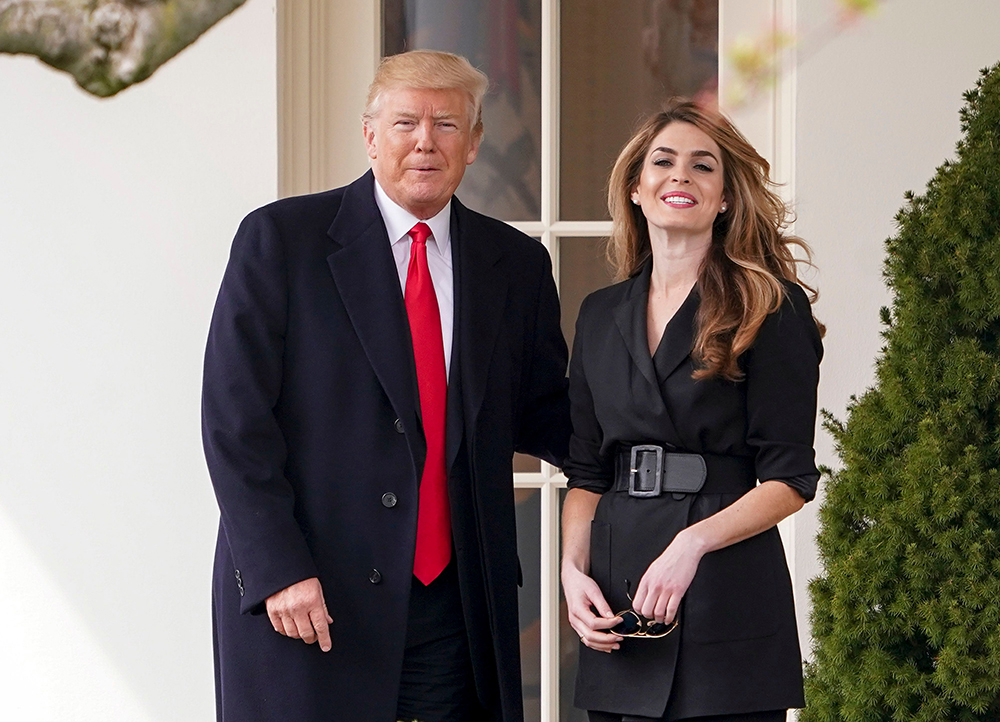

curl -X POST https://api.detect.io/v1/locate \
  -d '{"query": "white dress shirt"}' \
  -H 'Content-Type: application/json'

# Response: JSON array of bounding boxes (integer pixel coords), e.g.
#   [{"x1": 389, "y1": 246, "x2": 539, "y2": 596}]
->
[{"x1": 373, "y1": 180, "x2": 455, "y2": 379}]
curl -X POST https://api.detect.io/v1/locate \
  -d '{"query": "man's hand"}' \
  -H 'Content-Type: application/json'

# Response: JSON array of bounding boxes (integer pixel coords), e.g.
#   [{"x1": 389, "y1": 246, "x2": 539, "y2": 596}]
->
[{"x1": 265, "y1": 577, "x2": 333, "y2": 652}]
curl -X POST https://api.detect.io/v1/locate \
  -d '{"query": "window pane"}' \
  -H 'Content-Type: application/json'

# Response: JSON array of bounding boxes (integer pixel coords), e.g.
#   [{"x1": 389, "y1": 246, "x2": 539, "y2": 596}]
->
[
  {"x1": 514, "y1": 453, "x2": 542, "y2": 473},
  {"x1": 515, "y1": 488, "x2": 542, "y2": 722},
  {"x1": 382, "y1": 0, "x2": 543, "y2": 222},
  {"x1": 558, "y1": 488, "x2": 589, "y2": 721},
  {"x1": 559, "y1": 237, "x2": 617, "y2": 353},
  {"x1": 560, "y1": 0, "x2": 719, "y2": 221}
]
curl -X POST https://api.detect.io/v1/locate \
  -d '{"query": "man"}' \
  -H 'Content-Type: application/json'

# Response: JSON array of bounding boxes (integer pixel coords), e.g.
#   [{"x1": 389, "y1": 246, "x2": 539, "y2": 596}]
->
[{"x1": 203, "y1": 50, "x2": 570, "y2": 722}]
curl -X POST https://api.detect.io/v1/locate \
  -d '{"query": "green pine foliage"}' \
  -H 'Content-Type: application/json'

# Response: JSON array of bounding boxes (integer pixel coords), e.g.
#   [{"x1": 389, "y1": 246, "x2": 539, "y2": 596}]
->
[{"x1": 802, "y1": 63, "x2": 1000, "y2": 722}]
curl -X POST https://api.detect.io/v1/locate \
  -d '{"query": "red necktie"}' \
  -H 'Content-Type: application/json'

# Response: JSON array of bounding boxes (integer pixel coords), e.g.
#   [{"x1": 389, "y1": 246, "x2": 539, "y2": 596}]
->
[{"x1": 405, "y1": 222, "x2": 451, "y2": 585}]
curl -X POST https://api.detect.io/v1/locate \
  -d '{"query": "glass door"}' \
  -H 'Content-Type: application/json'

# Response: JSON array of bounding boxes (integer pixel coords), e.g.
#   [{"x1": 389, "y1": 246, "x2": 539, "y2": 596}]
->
[{"x1": 382, "y1": 3, "x2": 719, "y2": 718}]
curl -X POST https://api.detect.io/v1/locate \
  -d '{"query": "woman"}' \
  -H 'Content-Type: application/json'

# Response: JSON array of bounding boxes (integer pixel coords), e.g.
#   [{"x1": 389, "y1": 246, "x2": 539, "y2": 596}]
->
[{"x1": 561, "y1": 99, "x2": 823, "y2": 722}]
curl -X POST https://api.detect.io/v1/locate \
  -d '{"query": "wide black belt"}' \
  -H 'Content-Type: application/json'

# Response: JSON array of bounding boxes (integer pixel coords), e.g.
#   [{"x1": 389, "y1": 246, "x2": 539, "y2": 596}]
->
[{"x1": 614, "y1": 444, "x2": 755, "y2": 498}]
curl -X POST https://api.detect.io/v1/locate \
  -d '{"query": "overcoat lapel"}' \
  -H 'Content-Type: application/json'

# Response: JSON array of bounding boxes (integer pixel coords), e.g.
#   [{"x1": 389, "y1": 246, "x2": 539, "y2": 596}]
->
[
  {"x1": 452, "y1": 200, "x2": 507, "y2": 445},
  {"x1": 325, "y1": 172, "x2": 423, "y2": 469},
  {"x1": 445, "y1": 210, "x2": 465, "y2": 472}
]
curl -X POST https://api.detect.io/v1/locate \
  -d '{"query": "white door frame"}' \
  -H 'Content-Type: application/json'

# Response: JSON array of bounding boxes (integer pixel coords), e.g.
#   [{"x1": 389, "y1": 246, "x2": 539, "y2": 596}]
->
[{"x1": 275, "y1": 3, "x2": 800, "y2": 718}]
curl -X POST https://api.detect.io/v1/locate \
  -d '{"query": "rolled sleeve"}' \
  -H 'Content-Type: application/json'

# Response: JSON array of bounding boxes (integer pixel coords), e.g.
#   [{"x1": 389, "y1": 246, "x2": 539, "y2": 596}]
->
[
  {"x1": 563, "y1": 297, "x2": 615, "y2": 494},
  {"x1": 744, "y1": 283, "x2": 824, "y2": 501}
]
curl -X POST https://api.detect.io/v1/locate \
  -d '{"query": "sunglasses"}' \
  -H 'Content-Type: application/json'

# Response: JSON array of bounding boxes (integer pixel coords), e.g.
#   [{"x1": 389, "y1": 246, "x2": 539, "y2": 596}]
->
[{"x1": 610, "y1": 579, "x2": 679, "y2": 639}]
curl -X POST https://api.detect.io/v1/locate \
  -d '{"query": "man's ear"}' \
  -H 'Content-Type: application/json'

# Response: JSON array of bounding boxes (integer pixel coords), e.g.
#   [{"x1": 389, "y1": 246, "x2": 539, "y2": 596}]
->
[
  {"x1": 363, "y1": 122, "x2": 377, "y2": 161},
  {"x1": 466, "y1": 130, "x2": 482, "y2": 166}
]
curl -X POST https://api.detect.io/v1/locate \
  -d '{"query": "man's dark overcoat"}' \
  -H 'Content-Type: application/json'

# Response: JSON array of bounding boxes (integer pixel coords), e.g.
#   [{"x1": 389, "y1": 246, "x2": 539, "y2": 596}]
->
[{"x1": 203, "y1": 171, "x2": 570, "y2": 722}]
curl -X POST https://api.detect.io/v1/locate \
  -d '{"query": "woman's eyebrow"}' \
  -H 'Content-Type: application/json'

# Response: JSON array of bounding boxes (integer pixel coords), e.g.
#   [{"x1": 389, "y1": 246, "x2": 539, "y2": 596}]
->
[{"x1": 650, "y1": 147, "x2": 719, "y2": 163}]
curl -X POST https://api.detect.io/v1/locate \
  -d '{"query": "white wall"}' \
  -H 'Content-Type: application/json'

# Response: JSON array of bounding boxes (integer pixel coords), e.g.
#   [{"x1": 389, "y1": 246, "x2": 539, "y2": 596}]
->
[
  {"x1": 0, "y1": 1, "x2": 277, "y2": 719},
  {"x1": 794, "y1": 0, "x2": 1000, "y2": 657}
]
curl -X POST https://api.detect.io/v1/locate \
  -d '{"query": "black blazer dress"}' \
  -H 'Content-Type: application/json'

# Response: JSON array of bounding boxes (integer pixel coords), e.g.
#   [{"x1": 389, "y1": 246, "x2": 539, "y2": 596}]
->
[{"x1": 564, "y1": 261, "x2": 823, "y2": 720}]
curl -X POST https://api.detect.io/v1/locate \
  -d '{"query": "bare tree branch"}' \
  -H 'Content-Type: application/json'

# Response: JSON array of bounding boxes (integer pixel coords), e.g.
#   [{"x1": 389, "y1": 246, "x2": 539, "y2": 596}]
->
[{"x1": 0, "y1": 0, "x2": 247, "y2": 97}]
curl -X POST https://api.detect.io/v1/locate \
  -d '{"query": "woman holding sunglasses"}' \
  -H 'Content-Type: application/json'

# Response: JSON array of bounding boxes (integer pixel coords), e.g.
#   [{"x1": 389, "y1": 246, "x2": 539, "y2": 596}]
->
[{"x1": 561, "y1": 99, "x2": 823, "y2": 722}]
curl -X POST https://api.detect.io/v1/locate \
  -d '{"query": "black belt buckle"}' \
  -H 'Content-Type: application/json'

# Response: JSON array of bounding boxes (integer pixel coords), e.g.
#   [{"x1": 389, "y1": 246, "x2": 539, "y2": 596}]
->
[{"x1": 628, "y1": 445, "x2": 663, "y2": 498}]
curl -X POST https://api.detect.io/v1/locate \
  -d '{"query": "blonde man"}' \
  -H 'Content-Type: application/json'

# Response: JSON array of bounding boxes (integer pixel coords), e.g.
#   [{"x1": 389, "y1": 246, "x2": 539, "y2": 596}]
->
[{"x1": 204, "y1": 50, "x2": 570, "y2": 722}]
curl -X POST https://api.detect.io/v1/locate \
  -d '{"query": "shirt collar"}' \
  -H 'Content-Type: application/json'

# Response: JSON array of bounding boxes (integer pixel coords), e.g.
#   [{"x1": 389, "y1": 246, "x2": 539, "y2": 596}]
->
[{"x1": 374, "y1": 180, "x2": 452, "y2": 260}]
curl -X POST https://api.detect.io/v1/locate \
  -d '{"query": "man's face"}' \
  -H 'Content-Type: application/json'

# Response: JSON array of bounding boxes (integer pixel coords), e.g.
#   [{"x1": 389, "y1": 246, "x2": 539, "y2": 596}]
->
[{"x1": 364, "y1": 86, "x2": 481, "y2": 220}]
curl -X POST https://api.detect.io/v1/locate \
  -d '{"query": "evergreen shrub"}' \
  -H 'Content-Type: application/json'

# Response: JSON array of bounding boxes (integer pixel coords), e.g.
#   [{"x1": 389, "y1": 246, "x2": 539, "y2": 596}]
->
[{"x1": 802, "y1": 63, "x2": 1000, "y2": 722}]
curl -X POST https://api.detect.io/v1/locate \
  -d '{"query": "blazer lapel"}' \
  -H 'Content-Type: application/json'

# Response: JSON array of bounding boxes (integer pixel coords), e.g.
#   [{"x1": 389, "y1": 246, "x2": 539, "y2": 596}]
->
[
  {"x1": 326, "y1": 172, "x2": 422, "y2": 463},
  {"x1": 453, "y1": 200, "x2": 507, "y2": 440},
  {"x1": 612, "y1": 261, "x2": 691, "y2": 450},
  {"x1": 652, "y1": 285, "x2": 699, "y2": 381},
  {"x1": 613, "y1": 262, "x2": 658, "y2": 389}
]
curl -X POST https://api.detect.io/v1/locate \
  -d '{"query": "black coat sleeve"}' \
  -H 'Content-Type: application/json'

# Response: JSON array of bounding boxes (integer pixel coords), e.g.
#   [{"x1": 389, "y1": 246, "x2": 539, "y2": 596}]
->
[
  {"x1": 564, "y1": 295, "x2": 615, "y2": 493},
  {"x1": 202, "y1": 209, "x2": 319, "y2": 614},
  {"x1": 743, "y1": 283, "x2": 824, "y2": 501},
  {"x1": 514, "y1": 245, "x2": 572, "y2": 467}
]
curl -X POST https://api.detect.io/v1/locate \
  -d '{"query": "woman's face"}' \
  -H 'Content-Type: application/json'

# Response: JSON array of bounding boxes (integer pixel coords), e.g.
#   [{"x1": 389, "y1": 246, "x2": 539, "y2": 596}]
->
[{"x1": 630, "y1": 121, "x2": 726, "y2": 240}]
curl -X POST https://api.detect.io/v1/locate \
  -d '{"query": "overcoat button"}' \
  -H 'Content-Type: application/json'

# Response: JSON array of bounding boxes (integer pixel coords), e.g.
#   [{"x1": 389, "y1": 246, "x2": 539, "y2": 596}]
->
[
  {"x1": 381, "y1": 492, "x2": 398, "y2": 508},
  {"x1": 369, "y1": 569, "x2": 382, "y2": 585},
  {"x1": 394, "y1": 418, "x2": 405, "y2": 434}
]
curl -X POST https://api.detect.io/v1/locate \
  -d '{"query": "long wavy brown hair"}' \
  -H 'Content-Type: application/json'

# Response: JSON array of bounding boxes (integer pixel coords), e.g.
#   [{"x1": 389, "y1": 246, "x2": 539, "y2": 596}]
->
[{"x1": 607, "y1": 98, "x2": 822, "y2": 381}]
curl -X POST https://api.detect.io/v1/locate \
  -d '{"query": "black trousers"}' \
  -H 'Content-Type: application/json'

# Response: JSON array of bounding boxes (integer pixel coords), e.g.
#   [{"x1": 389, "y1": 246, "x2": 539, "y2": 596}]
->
[
  {"x1": 396, "y1": 562, "x2": 484, "y2": 722},
  {"x1": 589, "y1": 711, "x2": 787, "y2": 722}
]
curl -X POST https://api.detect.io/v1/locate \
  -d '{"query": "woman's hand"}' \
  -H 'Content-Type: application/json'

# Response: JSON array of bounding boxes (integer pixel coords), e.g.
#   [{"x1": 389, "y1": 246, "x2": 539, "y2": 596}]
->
[
  {"x1": 561, "y1": 488, "x2": 621, "y2": 651},
  {"x1": 632, "y1": 528, "x2": 707, "y2": 625},
  {"x1": 561, "y1": 565, "x2": 623, "y2": 652},
  {"x1": 632, "y1": 480, "x2": 805, "y2": 624}
]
